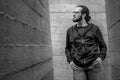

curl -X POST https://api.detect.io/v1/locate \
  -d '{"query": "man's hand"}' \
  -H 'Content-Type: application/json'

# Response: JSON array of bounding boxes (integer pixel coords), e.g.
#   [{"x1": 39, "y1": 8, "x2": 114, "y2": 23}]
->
[
  {"x1": 96, "y1": 57, "x2": 102, "y2": 64},
  {"x1": 70, "y1": 61, "x2": 78, "y2": 70},
  {"x1": 92, "y1": 57, "x2": 102, "y2": 67}
]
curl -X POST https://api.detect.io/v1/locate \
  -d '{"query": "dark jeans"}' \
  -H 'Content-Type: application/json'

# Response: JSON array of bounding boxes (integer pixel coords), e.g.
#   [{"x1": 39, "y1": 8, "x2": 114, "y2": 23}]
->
[{"x1": 72, "y1": 62, "x2": 103, "y2": 80}]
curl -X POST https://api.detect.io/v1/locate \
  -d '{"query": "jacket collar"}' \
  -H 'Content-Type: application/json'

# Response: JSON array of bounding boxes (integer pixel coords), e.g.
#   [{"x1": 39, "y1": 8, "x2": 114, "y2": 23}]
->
[{"x1": 72, "y1": 23, "x2": 93, "y2": 29}]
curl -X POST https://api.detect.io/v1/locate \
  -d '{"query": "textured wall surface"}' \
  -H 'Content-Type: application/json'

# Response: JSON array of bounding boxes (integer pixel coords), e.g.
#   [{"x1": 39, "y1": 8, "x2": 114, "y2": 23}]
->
[
  {"x1": 105, "y1": 0, "x2": 120, "y2": 80},
  {"x1": 0, "y1": 0, "x2": 53, "y2": 80},
  {"x1": 49, "y1": 0, "x2": 111, "y2": 80}
]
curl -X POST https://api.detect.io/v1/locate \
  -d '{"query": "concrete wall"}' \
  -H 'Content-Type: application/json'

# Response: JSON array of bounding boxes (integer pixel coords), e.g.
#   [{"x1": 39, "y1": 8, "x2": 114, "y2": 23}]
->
[
  {"x1": 105, "y1": 0, "x2": 120, "y2": 80},
  {"x1": 0, "y1": 0, "x2": 53, "y2": 80},
  {"x1": 49, "y1": 0, "x2": 111, "y2": 80}
]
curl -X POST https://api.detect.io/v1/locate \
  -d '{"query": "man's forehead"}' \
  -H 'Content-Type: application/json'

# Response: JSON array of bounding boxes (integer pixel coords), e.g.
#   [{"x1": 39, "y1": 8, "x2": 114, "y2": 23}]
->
[{"x1": 74, "y1": 7, "x2": 82, "y2": 12}]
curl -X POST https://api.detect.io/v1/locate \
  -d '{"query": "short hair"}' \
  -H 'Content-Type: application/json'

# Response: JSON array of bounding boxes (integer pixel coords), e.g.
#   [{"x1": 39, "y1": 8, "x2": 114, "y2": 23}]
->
[{"x1": 77, "y1": 5, "x2": 91, "y2": 22}]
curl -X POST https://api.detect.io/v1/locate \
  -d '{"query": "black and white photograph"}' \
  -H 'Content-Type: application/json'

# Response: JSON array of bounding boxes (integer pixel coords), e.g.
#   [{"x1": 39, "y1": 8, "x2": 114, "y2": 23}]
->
[{"x1": 0, "y1": 0, "x2": 118, "y2": 80}]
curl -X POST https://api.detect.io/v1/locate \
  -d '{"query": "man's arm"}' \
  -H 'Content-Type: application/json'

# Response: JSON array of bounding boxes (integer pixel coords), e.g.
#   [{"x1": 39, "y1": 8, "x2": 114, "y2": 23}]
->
[
  {"x1": 96, "y1": 27, "x2": 107, "y2": 60},
  {"x1": 65, "y1": 29, "x2": 72, "y2": 63}
]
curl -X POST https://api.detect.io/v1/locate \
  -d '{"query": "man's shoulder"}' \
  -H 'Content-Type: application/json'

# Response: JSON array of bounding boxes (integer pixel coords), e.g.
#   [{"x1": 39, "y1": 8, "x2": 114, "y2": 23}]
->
[
  {"x1": 66, "y1": 24, "x2": 76, "y2": 32},
  {"x1": 90, "y1": 23, "x2": 99, "y2": 30}
]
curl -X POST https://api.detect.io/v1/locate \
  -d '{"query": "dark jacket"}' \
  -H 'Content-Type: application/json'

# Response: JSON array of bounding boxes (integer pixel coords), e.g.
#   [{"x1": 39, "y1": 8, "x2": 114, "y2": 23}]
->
[{"x1": 65, "y1": 23, "x2": 107, "y2": 67}]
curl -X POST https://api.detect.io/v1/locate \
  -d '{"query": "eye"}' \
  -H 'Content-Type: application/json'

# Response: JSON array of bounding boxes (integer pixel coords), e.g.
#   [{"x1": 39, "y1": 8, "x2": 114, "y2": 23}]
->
[{"x1": 73, "y1": 11, "x2": 80, "y2": 14}]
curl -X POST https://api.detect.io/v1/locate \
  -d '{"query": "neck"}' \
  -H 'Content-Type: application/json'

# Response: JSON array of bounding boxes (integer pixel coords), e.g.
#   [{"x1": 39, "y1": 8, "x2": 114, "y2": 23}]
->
[{"x1": 77, "y1": 18, "x2": 88, "y2": 27}]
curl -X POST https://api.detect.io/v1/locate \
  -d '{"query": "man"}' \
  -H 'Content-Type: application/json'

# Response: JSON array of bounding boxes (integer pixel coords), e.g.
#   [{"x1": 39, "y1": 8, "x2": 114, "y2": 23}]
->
[{"x1": 65, "y1": 5, "x2": 107, "y2": 80}]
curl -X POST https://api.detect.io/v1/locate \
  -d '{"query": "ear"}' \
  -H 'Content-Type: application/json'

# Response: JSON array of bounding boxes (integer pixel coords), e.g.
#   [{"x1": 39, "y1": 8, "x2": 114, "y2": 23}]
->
[
  {"x1": 82, "y1": 14, "x2": 86, "y2": 19},
  {"x1": 82, "y1": 14, "x2": 86, "y2": 17}
]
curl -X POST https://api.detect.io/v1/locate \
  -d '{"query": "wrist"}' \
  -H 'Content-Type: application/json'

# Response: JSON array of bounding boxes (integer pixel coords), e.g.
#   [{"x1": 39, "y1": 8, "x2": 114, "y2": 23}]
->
[
  {"x1": 70, "y1": 61, "x2": 73, "y2": 64},
  {"x1": 97, "y1": 57, "x2": 102, "y2": 63}
]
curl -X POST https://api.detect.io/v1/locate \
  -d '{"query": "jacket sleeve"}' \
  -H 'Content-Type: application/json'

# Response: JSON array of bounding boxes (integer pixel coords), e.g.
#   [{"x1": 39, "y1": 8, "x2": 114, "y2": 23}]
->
[
  {"x1": 96, "y1": 27, "x2": 107, "y2": 60},
  {"x1": 65, "y1": 29, "x2": 72, "y2": 63}
]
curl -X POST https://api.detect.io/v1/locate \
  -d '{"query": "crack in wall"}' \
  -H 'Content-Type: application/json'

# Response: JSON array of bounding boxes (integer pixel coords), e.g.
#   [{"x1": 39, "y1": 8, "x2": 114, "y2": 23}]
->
[
  {"x1": 0, "y1": 58, "x2": 52, "y2": 80},
  {"x1": 108, "y1": 19, "x2": 120, "y2": 30},
  {"x1": 38, "y1": 0, "x2": 49, "y2": 12},
  {"x1": 21, "y1": 0, "x2": 49, "y2": 23},
  {"x1": 0, "y1": 44, "x2": 51, "y2": 47},
  {"x1": 0, "y1": 12, "x2": 49, "y2": 34}
]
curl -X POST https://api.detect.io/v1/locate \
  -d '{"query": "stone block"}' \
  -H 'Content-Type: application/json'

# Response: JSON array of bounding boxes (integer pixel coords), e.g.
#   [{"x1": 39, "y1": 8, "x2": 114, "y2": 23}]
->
[
  {"x1": 49, "y1": 0, "x2": 105, "y2": 12},
  {"x1": 52, "y1": 47, "x2": 65, "y2": 56},
  {"x1": 108, "y1": 22, "x2": 120, "y2": 40},
  {"x1": 51, "y1": 33, "x2": 66, "y2": 41},
  {"x1": 111, "y1": 66, "x2": 120, "y2": 80},
  {"x1": 0, "y1": 16, "x2": 51, "y2": 44},
  {"x1": 0, "y1": 46, "x2": 52, "y2": 79},
  {"x1": 22, "y1": 0, "x2": 49, "y2": 21},
  {"x1": 54, "y1": 68, "x2": 73, "y2": 80},
  {"x1": 40, "y1": 0, "x2": 49, "y2": 11},
  {"x1": 2, "y1": 59, "x2": 53, "y2": 80},
  {"x1": 52, "y1": 41, "x2": 65, "y2": 49},
  {"x1": 105, "y1": 0, "x2": 120, "y2": 28},
  {"x1": 50, "y1": 13, "x2": 73, "y2": 27},
  {"x1": 110, "y1": 51, "x2": 120, "y2": 67},
  {"x1": 109, "y1": 39, "x2": 120, "y2": 52},
  {"x1": 0, "y1": 0, "x2": 53, "y2": 80},
  {"x1": 0, "y1": 0, "x2": 49, "y2": 32},
  {"x1": 53, "y1": 56, "x2": 68, "y2": 69},
  {"x1": 41, "y1": 69, "x2": 54, "y2": 80}
]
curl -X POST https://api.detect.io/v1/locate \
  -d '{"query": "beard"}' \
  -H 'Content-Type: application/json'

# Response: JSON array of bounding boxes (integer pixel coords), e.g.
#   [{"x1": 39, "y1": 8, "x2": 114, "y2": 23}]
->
[{"x1": 72, "y1": 15, "x2": 82, "y2": 22}]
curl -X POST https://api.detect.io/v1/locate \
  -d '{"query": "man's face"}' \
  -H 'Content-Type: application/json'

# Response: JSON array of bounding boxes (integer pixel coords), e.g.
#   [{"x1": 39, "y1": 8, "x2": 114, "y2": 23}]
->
[{"x1": 72, "y1": 7, "x2": 83, "y2": 22}]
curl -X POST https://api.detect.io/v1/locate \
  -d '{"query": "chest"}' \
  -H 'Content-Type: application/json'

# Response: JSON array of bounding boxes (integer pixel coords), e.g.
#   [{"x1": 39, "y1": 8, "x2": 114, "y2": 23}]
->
[{"x1": 72, "y1": 28, "x2": 95, "y2": 39}]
